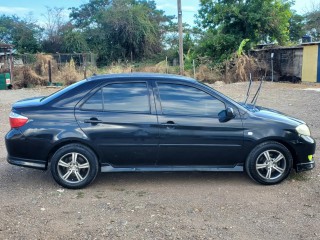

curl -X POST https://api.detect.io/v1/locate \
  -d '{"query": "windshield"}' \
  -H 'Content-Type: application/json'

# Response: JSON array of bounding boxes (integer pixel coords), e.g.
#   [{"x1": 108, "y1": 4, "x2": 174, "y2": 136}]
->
[
  {"x1": 198, "y1": 81, "x2": 248, "y2": 111},
  {"x1": 41, "y1": 80, "x2": 87, "y2": 103},
  {"x1": 238, "y1": 102, "x2": 260, "y2": 112}
]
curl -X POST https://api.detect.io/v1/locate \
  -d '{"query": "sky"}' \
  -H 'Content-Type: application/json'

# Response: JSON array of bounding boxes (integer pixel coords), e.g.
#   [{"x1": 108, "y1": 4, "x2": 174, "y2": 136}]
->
[{"x1": 0, "y1": 0, "x2": 318, "y2": 26}]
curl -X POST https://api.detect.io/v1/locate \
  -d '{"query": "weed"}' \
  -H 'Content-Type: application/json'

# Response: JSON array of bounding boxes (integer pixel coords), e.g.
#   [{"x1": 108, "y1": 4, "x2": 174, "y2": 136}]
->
[
  {"x1": 137, "y1": 191, "x2": 147, "y2": 197},
  {"x1": 76, "y1": 191, "x2": 85, "y2": 199},
  {"x1": 56, "y1": 59, "x2": 83, "y2": 85}
]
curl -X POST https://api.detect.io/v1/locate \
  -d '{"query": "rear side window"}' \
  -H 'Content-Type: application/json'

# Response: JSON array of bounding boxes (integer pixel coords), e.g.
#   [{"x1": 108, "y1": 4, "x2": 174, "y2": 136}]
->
[
  {"x1": 157, "y1": 83, "x2": 225, "y2": 116},
  {"x1": 82, "y1": 82, "x2": 150, "y2": 113},
  {"x1": 82, "y1": 89, "x2": 103, "y2": 111}
]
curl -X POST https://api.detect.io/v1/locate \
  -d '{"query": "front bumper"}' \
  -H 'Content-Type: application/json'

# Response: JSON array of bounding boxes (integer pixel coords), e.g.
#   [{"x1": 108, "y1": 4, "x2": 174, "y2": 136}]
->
[
  {"x1": 296, "y1": 161, "x2": 315, "y2": 172},
  {"x1": 292, "y1": 135, "x2": 316, "y2": 172}
]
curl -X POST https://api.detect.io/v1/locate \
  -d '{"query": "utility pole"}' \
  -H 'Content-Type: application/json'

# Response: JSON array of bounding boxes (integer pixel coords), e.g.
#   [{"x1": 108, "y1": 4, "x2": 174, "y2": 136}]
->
[
  {"x1": 177, "y1": 0, "x2": 184, "y2": 75},
  {"x1": 271, "y1": 52, "x2": 274, "y2": 82}
]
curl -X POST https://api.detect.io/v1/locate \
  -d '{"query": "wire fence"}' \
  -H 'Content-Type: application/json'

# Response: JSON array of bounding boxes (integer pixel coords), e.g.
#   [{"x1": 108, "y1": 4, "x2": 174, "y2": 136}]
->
[
  {"x1": 9, "y1": 52, "x2": 98, "y2": 83},
  {"x1": 14, "y1": 52, "x2": 97, "y2": 69}
]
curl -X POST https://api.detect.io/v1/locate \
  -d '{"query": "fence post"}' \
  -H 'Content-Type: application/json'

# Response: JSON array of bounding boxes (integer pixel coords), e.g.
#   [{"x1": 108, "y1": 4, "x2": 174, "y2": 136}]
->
[
  {"x1": 9, "y1": 52, "x2": 14, "y2": 82},
  {"x1": 193, "y1": 59, "x2": 196, "y2": 79},
  {"x1": 271, "y1": 52, "x2": 274, "y2": 82},
  {"x1": 48, "y1": 60, "x2": 52, "y2": 85},
  {"x1": 225, "y1": 62, "x2": 228, "y2": 82},
  {"x1": 166, "y1": 56, "x2": 168, "y2": 73},
  {"x1": 83, "y1": 53, "x2": 87, "y2": 79}
]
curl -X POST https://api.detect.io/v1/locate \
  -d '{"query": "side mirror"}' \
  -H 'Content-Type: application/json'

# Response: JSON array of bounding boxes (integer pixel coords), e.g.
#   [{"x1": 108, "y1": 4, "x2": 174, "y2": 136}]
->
[
  {"x1": 226, "y1": 107, "x2": 235, "y2": 118},
  {"x1": 218, "y1": 107, "x2": 235, "y2": 122}
]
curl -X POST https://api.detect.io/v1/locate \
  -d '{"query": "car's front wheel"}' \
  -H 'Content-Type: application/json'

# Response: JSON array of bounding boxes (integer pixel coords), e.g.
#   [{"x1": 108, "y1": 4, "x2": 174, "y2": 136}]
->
[
  {"x1": 245, "y1": 141, "x2": 293, "y2": 185},
  {"x1": 50, "y1": 144, "x2": 99, "y2": 189}
]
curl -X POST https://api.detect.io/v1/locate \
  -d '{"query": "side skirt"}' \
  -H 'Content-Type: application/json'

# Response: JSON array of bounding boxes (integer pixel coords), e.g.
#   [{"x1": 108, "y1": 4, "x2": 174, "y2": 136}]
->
[{"x1": 101, "y1": 165, "x2": 243, "y2": 173}]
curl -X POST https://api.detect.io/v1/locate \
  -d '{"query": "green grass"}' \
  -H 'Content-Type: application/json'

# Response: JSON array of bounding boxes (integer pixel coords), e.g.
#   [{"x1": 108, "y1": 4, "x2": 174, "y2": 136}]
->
[{"x1": 76, "y1": 191, "x2": 85, "y2": 199}]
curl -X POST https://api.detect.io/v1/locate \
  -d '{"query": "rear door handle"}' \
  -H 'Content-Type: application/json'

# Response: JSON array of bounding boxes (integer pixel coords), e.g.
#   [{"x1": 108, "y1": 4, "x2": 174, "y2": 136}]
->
[
  {"x1": 161, "y1": 121, "x2": 176, "y2": 129},
  {"x1": 161, "y1": 120, "x2": 175, "y2": 126}
]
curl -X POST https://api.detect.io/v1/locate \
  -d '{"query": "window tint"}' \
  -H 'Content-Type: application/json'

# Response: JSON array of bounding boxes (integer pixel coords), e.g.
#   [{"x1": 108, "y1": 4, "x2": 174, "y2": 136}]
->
[
  {"x1": 103, "y1": 83, "x2": 149, "y2": 113},
  {"x1": 82, "y1": 89, "x2": 103, "y2": 111},
  {"x1": 82, "y1": 82, "x2": 150, "y2": 113},
  {"x1": 157, "y1": 83, "x2": 225, "y2": 116}
]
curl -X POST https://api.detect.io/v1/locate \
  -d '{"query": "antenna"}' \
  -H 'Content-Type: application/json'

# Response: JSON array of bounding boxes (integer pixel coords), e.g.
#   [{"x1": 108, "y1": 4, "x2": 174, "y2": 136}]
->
[
  {"x1": 251, "y1": 76, "x2": 264, "y2": 106},
  {"x1": 244, "y1": 73, "x2": 252, "y2": 105}
]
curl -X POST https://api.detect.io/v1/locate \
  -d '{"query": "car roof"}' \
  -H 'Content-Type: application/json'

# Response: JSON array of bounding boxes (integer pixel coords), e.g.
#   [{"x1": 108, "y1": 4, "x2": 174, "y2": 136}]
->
[{"x1": 87, "y1": 73, "x2": 197, "y2": 83}]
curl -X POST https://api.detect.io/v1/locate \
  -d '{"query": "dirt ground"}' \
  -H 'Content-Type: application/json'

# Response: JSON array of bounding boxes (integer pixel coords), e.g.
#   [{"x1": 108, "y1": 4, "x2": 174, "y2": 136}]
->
[{"x1": 0, "y1": 81, "x2": 319, "y2": 240}]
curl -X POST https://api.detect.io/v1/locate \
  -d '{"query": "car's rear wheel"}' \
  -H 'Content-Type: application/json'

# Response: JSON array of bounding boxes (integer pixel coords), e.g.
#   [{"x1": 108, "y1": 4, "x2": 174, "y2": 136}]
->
[
  {"x1": 245, "y1": 141, "x2": 292, "y2": 185},
  {"x1": 50, "y1": 144, "x2": 99, "y2": 189}
]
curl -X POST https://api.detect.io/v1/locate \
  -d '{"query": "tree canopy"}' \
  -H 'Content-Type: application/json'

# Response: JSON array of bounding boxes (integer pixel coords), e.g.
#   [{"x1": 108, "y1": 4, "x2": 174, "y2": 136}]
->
[
  {"x1": 303, "y1": 4, "x2": 320, "y2": 41},
  {"x1": 0, "y1": 0, "x2": 318, "y2": 67},
  {"x1": 69, "y1": 0, "x2": 173, "y2": 65},
  {"x1": 0, "y1": 15, "x2": 40, "y2": 53},
  {"x1": 196, "y1": 0, "x2": 293, "y2": 62}
]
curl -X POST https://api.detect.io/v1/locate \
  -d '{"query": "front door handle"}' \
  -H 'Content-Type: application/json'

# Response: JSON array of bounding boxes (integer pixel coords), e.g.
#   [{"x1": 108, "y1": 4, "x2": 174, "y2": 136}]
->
[{"x1": 84, "y1": 118, "x2": 102, "y2": 124}]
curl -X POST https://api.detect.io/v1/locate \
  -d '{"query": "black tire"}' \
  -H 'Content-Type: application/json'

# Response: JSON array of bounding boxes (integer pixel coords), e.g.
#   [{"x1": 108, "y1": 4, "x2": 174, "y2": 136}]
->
[
  {"x1": 245, "y1": 141, "x2": 293, "y2": 185},
  {"x1": 50, "y1": 144, "x2": 99, "y2": 189}
]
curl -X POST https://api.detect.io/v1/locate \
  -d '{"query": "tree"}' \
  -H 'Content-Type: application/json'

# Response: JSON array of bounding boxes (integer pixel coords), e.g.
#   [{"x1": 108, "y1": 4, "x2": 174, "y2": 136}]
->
[
  {"x1": 41, "y1": 7, "x2": 68, "y2": 53},
  {"x1": 304, "y1": 3, "x2": 320, "y2": 41},
  {"x1": 0, "y1": 15, "x2": 17, "y2": 43},
  {"x1": 61, "y1": 26, "x2": 89, "y2": 53},
  {"x1": 196, "y1": 0, "x2": 293, "y2": 62},
  {"x1": 69, "y1": 0, "x2": 173, "y2": 65},
  {"x1": 69, "y1": 0, "x2": 112, "y2": 29},
  {"x1": 0, "y1": 14, "x2": 40, "y2": 53},
  {"x1": 289, "y1": 12, "x2": 305, "y2": 42}
]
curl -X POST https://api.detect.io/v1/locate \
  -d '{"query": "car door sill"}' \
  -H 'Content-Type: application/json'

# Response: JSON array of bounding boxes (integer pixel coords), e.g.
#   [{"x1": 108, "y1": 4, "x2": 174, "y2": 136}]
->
[{"x1": 101, "y1": 165, "x2": 243, "y2": 172}]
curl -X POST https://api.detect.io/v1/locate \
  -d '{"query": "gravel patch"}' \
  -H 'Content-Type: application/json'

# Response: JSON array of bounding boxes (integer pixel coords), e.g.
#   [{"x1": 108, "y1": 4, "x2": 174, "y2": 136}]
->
[{"x1": 0, "y1": 82, "x2": 319, "y2": 239}]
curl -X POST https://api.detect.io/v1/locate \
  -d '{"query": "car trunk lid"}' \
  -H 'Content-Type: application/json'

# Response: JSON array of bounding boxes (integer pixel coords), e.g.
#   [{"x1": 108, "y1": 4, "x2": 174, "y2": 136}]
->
[{"x1": 12, "y1": 96, "x2": 45, "y2": 109}]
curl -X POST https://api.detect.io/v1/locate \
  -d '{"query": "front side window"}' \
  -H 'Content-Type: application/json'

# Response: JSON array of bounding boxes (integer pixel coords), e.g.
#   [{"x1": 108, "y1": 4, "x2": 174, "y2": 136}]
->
[
  {"x1": 82, "y1": 82, "x2": 150, "y2": 113},
  {"x1": 157, "y1": 83, "x2": 225, "y2": 116}
]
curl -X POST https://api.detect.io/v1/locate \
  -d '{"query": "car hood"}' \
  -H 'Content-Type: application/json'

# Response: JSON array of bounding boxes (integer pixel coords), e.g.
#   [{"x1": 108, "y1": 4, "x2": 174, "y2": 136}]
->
[
  {"x1": 13, "y1": 96, "x2": 45, "y2": 108},
  {"x1": 239, "y1": 103, "x2": 305, "y2": 126}
]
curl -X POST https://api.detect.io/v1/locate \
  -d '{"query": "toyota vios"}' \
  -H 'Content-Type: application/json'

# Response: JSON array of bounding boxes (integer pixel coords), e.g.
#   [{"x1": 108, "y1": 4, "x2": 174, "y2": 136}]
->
[{"x1": 5, "y1": 73, "x2": 316, "y2": 189}]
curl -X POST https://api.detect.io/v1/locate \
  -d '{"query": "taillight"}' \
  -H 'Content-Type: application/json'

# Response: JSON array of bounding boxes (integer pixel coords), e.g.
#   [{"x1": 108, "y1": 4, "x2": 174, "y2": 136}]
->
[{"x1": 9, "y1": 112, "x2": 29, "y2": 128}]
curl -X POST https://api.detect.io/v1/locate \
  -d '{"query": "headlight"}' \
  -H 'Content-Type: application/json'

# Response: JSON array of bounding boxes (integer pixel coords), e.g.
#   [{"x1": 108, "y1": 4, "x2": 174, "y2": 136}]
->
[{"x1": 296, "y1": 124, "x2": 311, "y2": 136}]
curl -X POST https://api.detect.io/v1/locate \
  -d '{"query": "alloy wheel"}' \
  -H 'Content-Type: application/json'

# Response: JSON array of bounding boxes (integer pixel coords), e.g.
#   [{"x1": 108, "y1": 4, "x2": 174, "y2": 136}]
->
[
  {"x1": 255, "y1": 150, "x2": 286, "y2": 180},
  {"x1": 57, "y1": 152, "x2": 90, "y2": 184}
]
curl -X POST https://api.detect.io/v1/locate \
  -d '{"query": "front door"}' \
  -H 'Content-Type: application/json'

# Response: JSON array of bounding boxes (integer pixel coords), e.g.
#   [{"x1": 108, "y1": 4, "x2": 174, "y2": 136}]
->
[{"x1": 155, "y1": 82, "x2": 244, "y2": 166}]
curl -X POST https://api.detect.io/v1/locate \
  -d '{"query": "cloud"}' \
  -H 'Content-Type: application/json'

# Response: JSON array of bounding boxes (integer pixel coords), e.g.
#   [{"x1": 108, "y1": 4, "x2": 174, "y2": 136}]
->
[{"x1": 0, "y1": 6, "x2": 31, "y2": 14}]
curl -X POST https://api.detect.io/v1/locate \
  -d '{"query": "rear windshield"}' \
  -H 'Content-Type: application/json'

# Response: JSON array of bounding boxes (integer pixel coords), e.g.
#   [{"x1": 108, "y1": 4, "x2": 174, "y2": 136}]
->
[{"x1": 41, "y1": 80, "x2": 87, "y2": 103}]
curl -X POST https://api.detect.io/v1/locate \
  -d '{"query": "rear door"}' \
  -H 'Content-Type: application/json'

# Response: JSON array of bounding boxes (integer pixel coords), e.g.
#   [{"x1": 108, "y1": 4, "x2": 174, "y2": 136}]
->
[
  {"x1": 75, "y1": 80, "x2": 159, "y2": 166},
  {"x1": 154, "y1": 81, "x2": 244, "y2": 166}
]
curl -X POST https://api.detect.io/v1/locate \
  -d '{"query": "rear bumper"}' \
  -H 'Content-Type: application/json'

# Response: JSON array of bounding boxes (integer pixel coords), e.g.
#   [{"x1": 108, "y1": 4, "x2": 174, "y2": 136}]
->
[
  {"x1": 7, "y1": 156, "x2": 47, "y2": 170},
  {"x1": 5, "y1": 128, "x2": 49, "y2": 170}
]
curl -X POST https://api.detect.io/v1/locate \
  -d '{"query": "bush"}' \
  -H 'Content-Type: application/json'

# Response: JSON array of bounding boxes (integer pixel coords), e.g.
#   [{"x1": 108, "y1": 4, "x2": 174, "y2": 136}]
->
[
  {"x1": 13, "y1": 66, "x2": 47, "y2": 88},
  {"x1": 56, "y1": 59, "x2": 83, "y2": 85}
]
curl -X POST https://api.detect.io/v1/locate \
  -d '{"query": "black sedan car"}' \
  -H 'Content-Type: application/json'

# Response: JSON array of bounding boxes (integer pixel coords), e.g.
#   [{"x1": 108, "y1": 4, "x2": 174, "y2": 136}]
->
[{"x1": 5, "y1": 73, "x2": 316, "y2": 189}]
